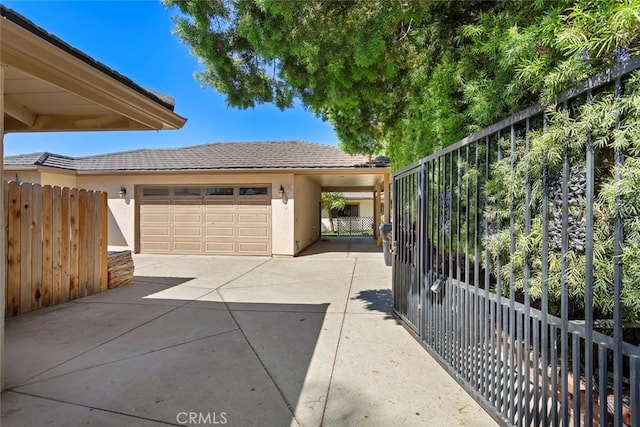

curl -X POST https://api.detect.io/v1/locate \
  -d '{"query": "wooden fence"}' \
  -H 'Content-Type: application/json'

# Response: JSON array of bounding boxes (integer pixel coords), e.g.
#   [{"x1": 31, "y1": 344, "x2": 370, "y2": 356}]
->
[{"x1": 4, "y1": 181, "x2": 108, "y2": 317}]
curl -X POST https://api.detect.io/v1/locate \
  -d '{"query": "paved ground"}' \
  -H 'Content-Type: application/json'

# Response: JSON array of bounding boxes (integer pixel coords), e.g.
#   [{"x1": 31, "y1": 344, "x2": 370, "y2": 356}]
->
[{"x1": 1, "y1": 237, "x2": 496, "y2": 427}]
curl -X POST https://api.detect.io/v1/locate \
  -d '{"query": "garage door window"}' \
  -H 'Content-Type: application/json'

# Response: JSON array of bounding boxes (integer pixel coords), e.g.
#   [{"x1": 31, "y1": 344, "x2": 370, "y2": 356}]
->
[
  {"x1": 175, "y1": 187, "x2": 202, "y2": 196},
  {"x1": 206, "y1": 187, "x2": 234, "y2": 196},
  {"x1": 239, "y1": 187, "x2": 268, "y2": 196}
]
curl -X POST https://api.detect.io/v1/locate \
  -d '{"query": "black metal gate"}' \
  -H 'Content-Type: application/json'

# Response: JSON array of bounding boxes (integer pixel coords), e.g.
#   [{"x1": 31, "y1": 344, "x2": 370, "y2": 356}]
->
[{"x1": 392, "y1": 57, "x2": 640, "y2": 426}]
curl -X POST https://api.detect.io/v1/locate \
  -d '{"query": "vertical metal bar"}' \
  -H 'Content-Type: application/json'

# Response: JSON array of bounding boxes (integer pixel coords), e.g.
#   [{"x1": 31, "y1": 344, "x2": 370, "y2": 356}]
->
[
  {"x1": 551, "y1": 324, "x2": 559, "y2": 426},
  {"x1": 561, "y1": 102, "x2": 571, "y2": 427},
  {"x1": 509, "y1": 124, "x2": 518, "y2": 423},
  {"x1": 465, "y1": 145, "x2": 471, "y2": 383},
  {"x1": 435, "y1": 157, "x2": 441, "y2": 349},
  {"x1": 411, "y1": 172, "x2": 416, "y2": 328},
  {"x1": 613, "y1": 77, "x2": 624, "y2": 427},
  {"x1": 541, "y1": 133, "x2": 550, "y2": 426},
  {"x1": 484, "y1": 136, "x2": 492, "y2": 401},
  {"x1": 474, "y1": 141, "x2": 481, "y2": 390},
  {"x1": 426, "y1": 160, "x2": 435, "y2": 345},
  {"x1": 584, "y1": 89, "x2": 595, "y2": 426},
  {"x1": 598, "y1": 345, "x2": 607, "y2": 427},
  {"x1": 533, "y1": 314, "x2": 540, "y2": 426},
  {"x1": 493, "y1": 132, "x2": 503, "y2": 411},
  {"x1": 573, "y1": 334, "x2": 581, "y2": 427},
  {"x1": 457, "y1": 149, "x2": 463, "y2": 374},
  {"x1": 524, "y1": 117, "x2": 533, "y2": 427},
  {"x1": 441, "y1": 154, "x2": 446, "y2": 358},
  {"x1": 449, "y1": 152, "x2": 454, "y2": 367},
  {"x1": 437, "y1": 155, "x2": 443, "y2": 356},
  {"x1": 400, "y1": 176, "x2": 406, "y2": 318},
  {"x1": 420, "y1": 162, "x2": 427, "y2": 340},
  {"x1": 517, "y1": 308, "x2": 524, "y2": 426}
]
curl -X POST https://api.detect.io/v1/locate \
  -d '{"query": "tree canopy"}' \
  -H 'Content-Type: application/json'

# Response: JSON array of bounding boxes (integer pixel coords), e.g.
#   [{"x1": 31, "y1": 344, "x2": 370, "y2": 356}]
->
[{"x1": 164, "y1": 0, "x2": 640, "y2": 168}]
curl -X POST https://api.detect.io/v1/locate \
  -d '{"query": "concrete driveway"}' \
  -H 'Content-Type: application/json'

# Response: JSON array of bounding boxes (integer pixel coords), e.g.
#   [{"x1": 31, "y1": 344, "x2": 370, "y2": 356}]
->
[{"x1": 1, "y1": 237, "x2": 496, "y2": 427}]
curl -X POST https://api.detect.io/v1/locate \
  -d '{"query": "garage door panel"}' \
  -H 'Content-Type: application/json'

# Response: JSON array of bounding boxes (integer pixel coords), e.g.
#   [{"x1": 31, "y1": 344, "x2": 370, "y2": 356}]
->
[
  {"x1": 238, "y1": 213, "x2": 269, "y2": 224},
  {"x1": 141, "y1": 185, "x2": 271, "y2": 255},
  {"x1": 141, "y1": 241, "x2": 171, "y2": 252},
  {"x1": 206, "y1": 227, "x2": 234, "y2": 237},
  {"x1": 173, "y1": 227, "x2": 203, "y2": 237},
  {"x1": 173, "y1": 198, "x2": 202, "y2": 205},
  {"x1": 205, "y1": 241, "x2": 235, "y2": 253},
  {"x1": 238, "y1": 227, "x2": 269, "y2": 238},
  {"x1": 238, "y1": 201, "x2": 269, "y2": 210},
  {"x1": 141, "y1": 213, "x2": 170, "y2": 223},
  {"x1": 173, "y1": 213, "x2": 202, "y2": 224},
  {"x1": 238, "y1": 242, "x2": 270, "y2": 253},
  {"x1": 141, "y1": 199, "x2": 170, "y2": 207},
  {"x1": 173, "y1": 241, "x2": 204, "y2": 253},
  {"x1": 206, "y1": 199, "x2": 235, "y2": 209},
  {"x1": 141, "y1": 227, "x2": 170, "y2": 237},
  {"x1": 206, "y1": 213, "x2": 234, "y2": 223}
]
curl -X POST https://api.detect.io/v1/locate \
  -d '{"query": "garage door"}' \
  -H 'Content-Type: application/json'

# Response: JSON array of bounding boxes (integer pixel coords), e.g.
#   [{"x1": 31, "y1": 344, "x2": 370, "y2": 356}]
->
[{"x1": 139, "y1": 185, "x2": 271, "y2": 255}]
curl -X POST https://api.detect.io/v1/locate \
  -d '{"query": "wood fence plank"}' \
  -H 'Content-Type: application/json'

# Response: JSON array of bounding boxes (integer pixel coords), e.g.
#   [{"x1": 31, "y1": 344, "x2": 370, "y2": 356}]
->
[
  {"x1": 61, "y1": 187, "x2": 71, "y2": 301},
  {"x1": 92, "y1": 192, "x2": 102, "y2": 294},
  {"x1": 41, "y1": 185, "x2": 53, "y2": 308},
  {"x1": 19, "y1": 183, "x2": 33, "y2": 314},
  {"x1": 100, "y1": 192, "x2": 109, "y2": 292},
  {"x1": 70, "y1": 188, "x2": 80, "y2": 301},
  {"x1": 6, "y1": 182, "x2": 21, "y2": 317},
  {"x1": 87, "y1": 191, "x2": 97, "y2": 294},
  {"x1": 31, "y1": 184, "x2": 43, "y2": 309},
  {"x1": 78, "y1": 189, "x2": 88, "y2": 297},
  {"x1": 52, "y1": 186, "x2": 64, "y2": 303}
]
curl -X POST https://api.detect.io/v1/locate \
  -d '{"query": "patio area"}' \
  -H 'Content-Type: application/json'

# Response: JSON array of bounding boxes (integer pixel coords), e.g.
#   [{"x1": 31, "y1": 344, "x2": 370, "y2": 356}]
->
[{"x1": 1, "y1": 237, "x2": 495, "y2": 426}]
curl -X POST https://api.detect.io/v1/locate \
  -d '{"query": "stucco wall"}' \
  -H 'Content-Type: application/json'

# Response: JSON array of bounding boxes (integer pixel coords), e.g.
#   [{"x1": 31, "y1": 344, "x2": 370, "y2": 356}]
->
[
  {"x1": 40, "y1": 171, "x2": 78, "y2": 188},
  {"x1": 293, "y1": 175, "x2": 321, "y2": 255},
  {"x1": 5, "y1": 170, "x2": 41, "y2": 185},
  {"x1": 76, "y1": 172, "x2": 296, "y2": 255}
]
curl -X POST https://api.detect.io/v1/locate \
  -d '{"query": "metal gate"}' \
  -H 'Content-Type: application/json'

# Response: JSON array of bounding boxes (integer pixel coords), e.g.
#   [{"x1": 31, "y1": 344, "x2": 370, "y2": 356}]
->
[{"x1": 392, "y1": 56, "x2": 640, "y2": 426}]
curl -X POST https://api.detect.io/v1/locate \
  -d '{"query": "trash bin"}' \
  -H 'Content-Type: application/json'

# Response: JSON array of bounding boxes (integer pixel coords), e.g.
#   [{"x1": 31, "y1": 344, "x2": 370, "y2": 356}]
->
[{"x1": 380, "y1": 223, "x2": 393, "y2": 266}]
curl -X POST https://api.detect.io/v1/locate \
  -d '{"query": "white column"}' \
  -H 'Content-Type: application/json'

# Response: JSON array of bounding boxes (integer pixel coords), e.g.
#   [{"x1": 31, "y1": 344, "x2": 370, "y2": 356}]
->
[
  {"x1": 373, "y1": 182, "x2": 381, "y2": 241},
  {"x1": 383, "y1": 172, "x2": 391, "y2": 223}
]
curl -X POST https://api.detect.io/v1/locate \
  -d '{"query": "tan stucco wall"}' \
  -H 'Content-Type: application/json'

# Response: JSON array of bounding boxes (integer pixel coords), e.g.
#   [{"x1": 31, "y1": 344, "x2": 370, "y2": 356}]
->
[
  {"x1": 293, "y1": 175, "x2": 321, "y2": 255},
  {"x1": 76, "y1": 172, "x2": 297, "y2": 255},
  {"x1": 40, "y1": 170, "x2": 77, "y2": 188},
  {"x1": 5, "y1": 170, "x2": 41, "y2": 184}
]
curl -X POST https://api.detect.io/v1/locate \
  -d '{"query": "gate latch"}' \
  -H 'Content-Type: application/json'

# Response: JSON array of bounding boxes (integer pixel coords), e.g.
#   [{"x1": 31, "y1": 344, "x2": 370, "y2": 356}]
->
[{"x1": 391, "y1": 240, "x2": 397, "y2": 255}]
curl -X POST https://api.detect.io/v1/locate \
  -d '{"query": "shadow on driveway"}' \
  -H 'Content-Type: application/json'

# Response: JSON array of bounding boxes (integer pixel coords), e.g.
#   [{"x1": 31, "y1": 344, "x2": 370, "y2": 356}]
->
[{"x1": 2, "y1": 275, "x2": 329, "y2": 427}]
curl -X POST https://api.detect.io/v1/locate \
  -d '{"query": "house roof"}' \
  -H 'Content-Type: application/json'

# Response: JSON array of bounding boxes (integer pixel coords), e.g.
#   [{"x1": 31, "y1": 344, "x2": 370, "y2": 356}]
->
[
  {"x1": 1, "y1": 6, "x2": 186, "y2": 132},
  {"x1": 5, "y1": 141, "x2": 389, "y2": 172},
  {"x1": 1, "y1": 6, "x2": 176, "y2": 112}
]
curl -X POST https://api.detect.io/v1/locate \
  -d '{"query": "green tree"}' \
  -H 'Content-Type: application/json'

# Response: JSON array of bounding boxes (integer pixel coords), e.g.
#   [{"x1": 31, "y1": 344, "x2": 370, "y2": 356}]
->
[
  {"x1": 164, "y1": 0, "x2": 640, "y2": 168},
  {"x1": 321, "y1": 192, "x2": 345, "y2": 233}
]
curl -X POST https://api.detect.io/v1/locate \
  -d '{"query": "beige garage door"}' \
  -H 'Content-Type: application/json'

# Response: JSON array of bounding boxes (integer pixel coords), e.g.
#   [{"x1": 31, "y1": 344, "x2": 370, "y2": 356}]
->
[{"x1": 139, "y1": 185, "x2": 271, "y2": 255}]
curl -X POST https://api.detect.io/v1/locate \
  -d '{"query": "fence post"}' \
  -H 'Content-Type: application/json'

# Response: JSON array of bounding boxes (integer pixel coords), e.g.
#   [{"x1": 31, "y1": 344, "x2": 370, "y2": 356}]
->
[{"x1": 100, "y1": 192, "x2": 108, "y2": 292}]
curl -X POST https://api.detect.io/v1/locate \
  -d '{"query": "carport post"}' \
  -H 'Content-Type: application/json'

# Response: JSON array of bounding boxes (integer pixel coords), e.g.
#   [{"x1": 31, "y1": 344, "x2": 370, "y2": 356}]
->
[
  {"x1": 373, "y1": 182, "x2": 381, "y2": 240},
  {"x1": 383, "y1": 173, "x2": 390, "y2": 223}
]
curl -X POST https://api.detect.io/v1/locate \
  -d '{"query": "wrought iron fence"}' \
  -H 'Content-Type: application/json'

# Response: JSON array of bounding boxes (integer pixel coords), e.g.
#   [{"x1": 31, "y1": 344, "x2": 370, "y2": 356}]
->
[
  {"x1": 324, "y1": 216, "x2": 374, "y2": 236},
  {"x1": 393, "y1": 56, "x2": 640, "y2": 426}
]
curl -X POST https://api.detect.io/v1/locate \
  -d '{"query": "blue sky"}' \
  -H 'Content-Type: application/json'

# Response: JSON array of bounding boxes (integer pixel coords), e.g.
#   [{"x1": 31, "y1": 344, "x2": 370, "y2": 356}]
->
[{"x1": 3, "y1": 0, "x2": 339, "y2": 157}]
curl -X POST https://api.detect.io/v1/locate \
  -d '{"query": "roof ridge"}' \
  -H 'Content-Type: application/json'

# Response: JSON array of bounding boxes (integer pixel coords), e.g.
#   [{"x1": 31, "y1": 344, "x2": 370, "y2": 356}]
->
[{"x1": 76, "y1": 140, "x2": 347, "y2": 159}]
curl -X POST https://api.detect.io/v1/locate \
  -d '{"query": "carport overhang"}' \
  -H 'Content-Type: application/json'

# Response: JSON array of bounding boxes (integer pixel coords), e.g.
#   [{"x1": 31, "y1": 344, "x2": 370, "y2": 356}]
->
[
  {"x1": 0, "y1": 6, "x2": 186, "y2": 390},
  {"x1": 296, "y1": 167, "x2": 391, "y2": 239}
]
